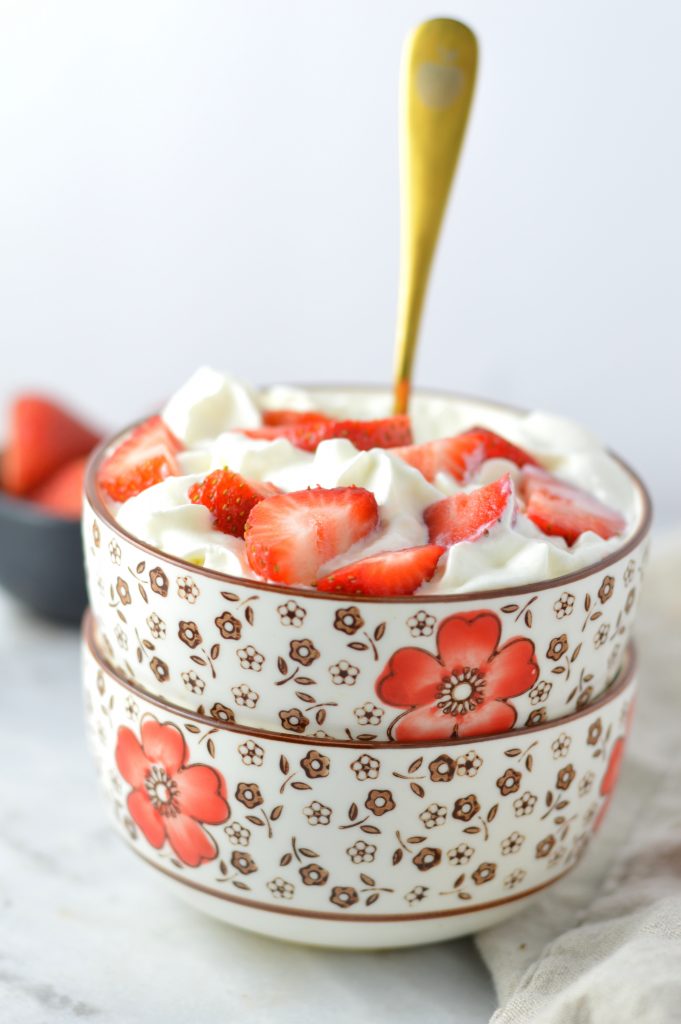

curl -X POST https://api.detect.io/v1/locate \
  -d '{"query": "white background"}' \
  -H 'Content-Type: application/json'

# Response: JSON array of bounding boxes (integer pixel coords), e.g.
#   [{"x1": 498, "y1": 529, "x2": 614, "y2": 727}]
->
[{"x1": 0, "y1": 0, "x2": 679, "y2": 523}]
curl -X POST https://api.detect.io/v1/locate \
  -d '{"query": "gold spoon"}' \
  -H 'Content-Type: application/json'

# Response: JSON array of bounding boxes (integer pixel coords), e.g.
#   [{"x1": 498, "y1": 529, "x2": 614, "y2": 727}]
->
[{"x1": 393, "y1": 18, "x2": 478, "y2": 415}]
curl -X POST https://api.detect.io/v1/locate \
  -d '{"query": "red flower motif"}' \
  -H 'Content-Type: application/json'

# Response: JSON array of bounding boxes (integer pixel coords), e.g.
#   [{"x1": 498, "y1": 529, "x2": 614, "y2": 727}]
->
[
  {"x1": 594, "y1": 736, "x2": 627, "y2": 831},
  {"x1": 115, "y1": 716, "x2": 229, "y2": 867},
  {"x1": 377, "y1": 611, "x2": 538, "y2": 742}
]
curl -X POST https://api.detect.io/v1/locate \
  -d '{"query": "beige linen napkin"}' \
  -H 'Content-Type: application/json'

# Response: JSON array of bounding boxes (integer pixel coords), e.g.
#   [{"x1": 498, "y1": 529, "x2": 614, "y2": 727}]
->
[{"x1": 475, "y1": 533, "x2": 681, "y2": 1024}]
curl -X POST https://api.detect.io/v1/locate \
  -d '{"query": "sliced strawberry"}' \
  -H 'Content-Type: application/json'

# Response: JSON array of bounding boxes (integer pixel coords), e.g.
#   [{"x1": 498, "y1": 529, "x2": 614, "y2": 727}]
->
[
  {"x1": 262, "y1": 409, "x2": 330, "y2": 427},
  {"x1": 241, "y1": 415, "x2": 412, "y2": 453},
  {"x1": 188, "y1": 468, "x2": 280, "y2": 537},
  {"x1": 245, "y1": 486, "x2": 379, "y2": 585},
  {"x1": 98, "y1": 416, "x2": 182, "y2": 502},
  {"x1": 521, "y1": 467, "x2": 626, "y2": 545},
  {"x1": 32, "y1": 455, "x2": 89, "y2": 519},
  {"x1": 316, "y1": 544, "x2": 445, "y2": 596},
  {"x1": 327, "y1": 416, "x2": 413, "y2": 450},
  {"x1": 425, "y1": 474, "x2": 514, "y2": 547},
  {"x1": 393, "y1": 427, "x2": 537, "y2": 484},
  {"x1": 2, "y1": 395, "x2": 100, "y2": 495}
]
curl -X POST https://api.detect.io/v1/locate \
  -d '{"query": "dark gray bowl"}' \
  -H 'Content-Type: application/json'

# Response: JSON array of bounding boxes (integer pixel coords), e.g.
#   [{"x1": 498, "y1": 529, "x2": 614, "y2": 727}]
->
[{"x1": 0, "y1": 487, "x2": 87, "y2": 624}]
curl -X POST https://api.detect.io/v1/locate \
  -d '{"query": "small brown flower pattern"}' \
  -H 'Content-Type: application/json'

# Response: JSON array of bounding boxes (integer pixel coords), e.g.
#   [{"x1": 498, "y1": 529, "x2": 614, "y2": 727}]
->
[
  {"x1": 579, "y1": 771, "x2": 595, "y2": 797},
  {"x1": 267, "y1": 877, "x2": 294, "y2": 900},
  {"x1": 594, "y1": 624, "x2": 610, "y2": 648},
  {"x1": 497, "y1": 768, "x2": 521, "y2": 797},
  {"x1": 237, "y1": 740, "x2": 264, "y2": 767},
  {"x1": 598, "y1": 576, "x2": 615, "y2": 604},
  {"x1": 354, "y1": 702, "x2": 384, "y2": 727},
  {"x1": 513, "y1": 792, "x2": 538, "y2": 817},
  {"x1": 279, "y1": 708, "x2": 309, "y2": 733},
  {"x1": 556, "y1": 764, "x2": 576, "y2": 790},
  {"x1": 429, "y1": 755, "x2": 456, "y2": 782},
  {"x1": 365, "y1": 790, "x2": 395, "y2": 816},
  {"x1": 231, "y1": 851, "x2": 257, "y2": 875},
  {"x1": 114, "y1": 625, "x2": 128, "y2": 650},
  {"x1": 146, "y1": 612, "x2": 166, "y2": 639},
  {"x1": 529, "y1": 680, "x2": 552, "y2": 705},
  {"x1": 300, "y1": 864, "x2": 329, "y2": 886},
  {"x1": 330, "y1": 886, "x2": 358, "y2": 909},
  {"x1": 149, "y1": 567, "x2": 168, "y2": 596},
  {"x1": 553, "y1": 592, "x2": 575, "y2": 618},
  {"x1": 504, "y1": 869, "x2": 526, "y2": 889},
  {"x1": 551, "y1": 733, "x2": 571, "y2": 758},
  {"x1": 236, "y1": 783, "x2": 263, "y2": 809},
  {"x1": 333, "y1": 606, "x2": 364, "y2": 635},
  {"x1": 329, "y1": 660, "x2": 359, "y2": 686},
  {"x1": 420, "y1": 803, "x2": 447, "y2": 829},
  {"x1": 453, "y1": 795, "x2": 480, "y2": 822},
  {"x1": 210, "y1": 702, "x2": 235, "y2": 723},
  {"x1": 237, "y1": 645, "x2": 264, "y2": 671},
  {"x1": 413, "y1": 847, "x2": 442, "y2": 872},
  {"x1": 232, "y1": 684, "x2": 259, "y2": 709},
  {"x1": 406, "y1": 610, "x2": 436, "y2": 637},
  {"x1": 457, "y1": 751, "x2": 483, "y2": 778},
  {"x1": 347, "y1": 840, "x2": 376, "y2": 864},
  {"x1": 116, "y1": 578, "x2": 131, "y2": 605},
  {"x1": 536, "y1": 835, "x2": 556, "y2": 859},
  {"x1": 149, "y1": 657, "x2": 169, "y2": 683},
  {"x1": 301, "y1": 750, "x2": 330, "y2": 779},
  {"x1": 108, "y1": 540, "x2": 121, "y2": 564},
  {"x1": 215, "y1": 611, "x2": 242, "y2": 640},
  {"x1": 501, "y1": 832, "x2": 524, "y2": 855},
  {"x1": 277, "y1": 600, "x2": 306, "y2": 627},
  {"x1": 526, "y1": 708, "x2": 547, "y2": 726},
  {"x1": 178, "y1": 620, "x2": 202, "y2": 649},
  {"x1": 405, "y1": 885, "x2": 428, "y2": 904},
  {"x1": 547, "y1": 635, "x2": 568, "y2": 661},
  {"x1": 181, "y1": 670, "x2": 205, "y2": 694},
  {"x1": 472, "y1": 862, "x2": 496, "y2": 885},
  {"x1": 176, "y1": 575, "x2": 199, "y2": 603},
  {"x1": 289, "y1": 639, "x2": 320, "y2": 666},
  {"x1": 304, "y1": 801, "x2": 332, "y2": 826},
  {"x1": 225, "y1": 822, "x2": 250, "y2": 846},
  {"x1": 624, "y1": 559, "x2": 636, "y2": 586},
  {"x1": 92, "y1": 521, "x2": 101, "y2": 547},
  {"x1": 350, "y1": 753, "x2": 380, "y2": 781},
  {"x1": 587, "y1": 719, "x2": 602, "y2": 746},
  {"x1": 448, "y1": 843, "x2": 475, "y2": 866}
]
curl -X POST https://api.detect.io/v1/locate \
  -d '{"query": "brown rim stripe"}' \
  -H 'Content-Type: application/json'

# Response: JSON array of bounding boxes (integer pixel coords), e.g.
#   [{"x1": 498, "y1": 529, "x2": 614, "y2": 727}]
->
[
  {"x1": 85, "y1": 612, "x2": 637, "y2": 750},
  {"x1": 84, "y1": 385, "x2": 652, "y2": 606},
  {"x1": 127, "y1": 841, "x2": 575, "y2": 924}
]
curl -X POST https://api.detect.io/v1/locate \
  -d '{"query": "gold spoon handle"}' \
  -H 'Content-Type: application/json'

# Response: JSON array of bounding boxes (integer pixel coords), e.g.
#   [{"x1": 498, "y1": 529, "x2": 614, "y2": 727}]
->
[{"x1": 393, "y1": 18, "x2": 478, "y2": 415}]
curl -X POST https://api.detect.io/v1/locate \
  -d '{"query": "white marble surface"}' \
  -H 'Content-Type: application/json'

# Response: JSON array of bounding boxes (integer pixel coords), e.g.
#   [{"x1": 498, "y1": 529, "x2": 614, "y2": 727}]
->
[{"x1": 0, "y1": 593, "x2": 497, "y2": 1023}]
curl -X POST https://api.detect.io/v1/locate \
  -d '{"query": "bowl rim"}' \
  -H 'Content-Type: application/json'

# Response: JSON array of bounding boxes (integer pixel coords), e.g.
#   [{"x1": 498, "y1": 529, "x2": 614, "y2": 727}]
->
[
  {"x1": 85, "y1": 611, "x2": 636, "y2": 750},
  {"x1": 84, "y1": 384, "x2": 653, "y2": 605}
]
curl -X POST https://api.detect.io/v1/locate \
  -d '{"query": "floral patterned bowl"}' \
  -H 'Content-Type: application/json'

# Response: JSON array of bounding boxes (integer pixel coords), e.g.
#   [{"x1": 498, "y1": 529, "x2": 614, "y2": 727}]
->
[
  {"x1": 83, "y1": 393, "x2": 650, "y2": 743},
  {"x1": 84, "y1": 611, "x2": 636, "y2": 949}
]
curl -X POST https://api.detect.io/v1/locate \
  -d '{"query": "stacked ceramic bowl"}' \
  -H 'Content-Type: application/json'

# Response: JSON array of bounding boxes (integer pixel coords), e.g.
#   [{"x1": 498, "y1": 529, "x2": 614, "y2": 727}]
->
[{"x1": 82, "y1": 393, "x2": 651, "y2": 949}]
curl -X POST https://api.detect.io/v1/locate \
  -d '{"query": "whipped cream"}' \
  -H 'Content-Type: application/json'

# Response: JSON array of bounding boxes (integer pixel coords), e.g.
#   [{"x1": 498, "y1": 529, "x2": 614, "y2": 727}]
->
[{"x1": 112, "y1": 368, "x2": 643, "y2": 594}]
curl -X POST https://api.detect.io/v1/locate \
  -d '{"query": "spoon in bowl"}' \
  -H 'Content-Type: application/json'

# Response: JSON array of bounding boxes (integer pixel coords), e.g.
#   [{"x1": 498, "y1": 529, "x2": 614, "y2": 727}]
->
[{"x1": 393, "y1": 17, "x2": 478, "y2": 415}]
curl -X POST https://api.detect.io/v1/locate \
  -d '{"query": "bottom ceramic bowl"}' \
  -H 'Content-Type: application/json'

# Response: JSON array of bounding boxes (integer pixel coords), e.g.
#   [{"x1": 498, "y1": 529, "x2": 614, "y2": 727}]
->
[{"x1": 83, "y1": 613, "x2": 636, "y2": 949}]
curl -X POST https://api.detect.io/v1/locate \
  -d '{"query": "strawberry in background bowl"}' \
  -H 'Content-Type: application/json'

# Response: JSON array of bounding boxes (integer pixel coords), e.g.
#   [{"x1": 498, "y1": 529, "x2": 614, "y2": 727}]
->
[{"x1": 0, "y1": 395, "x2": 100, "y2": 622}]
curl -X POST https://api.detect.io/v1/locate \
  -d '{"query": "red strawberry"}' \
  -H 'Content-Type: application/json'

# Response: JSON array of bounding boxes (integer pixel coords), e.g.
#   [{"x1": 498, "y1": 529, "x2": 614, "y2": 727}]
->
[
  {"x1": 393, "y1": 427, "x2": 537, "y2": 484},
  {"x1": 2, "y1": 395, "x2": 100, "y2": 495},
  {"x1": 245, "y1": 486, "x2": 379, "y2": 585},
  {"x1": 521, "y1": 467, "x2": 626, "y2": 545},
  {"x1": 32, "y1": 455, "x2": 89, "y2": 519},
  {"x1": 188, "y1": 468, "x2": 279, "y2": 537},
  {"x1": 424, "y1": 474, "x2": 514, "y2": 547},
  {"x1": 262, "y1": 409, "x2": 330, "y2": 427},
  {"x1": 241, "y1": 415, "x2": 412, "y2": 453},
  {"x1": 327, "y1": 416, "x2": 413, "y2": 450},
  {"x1": 98, "y1": 416, "x2": 182, "y2": 502},
  {"x1": 316, "y1": 544, "x2": 445, "y2": 596}
]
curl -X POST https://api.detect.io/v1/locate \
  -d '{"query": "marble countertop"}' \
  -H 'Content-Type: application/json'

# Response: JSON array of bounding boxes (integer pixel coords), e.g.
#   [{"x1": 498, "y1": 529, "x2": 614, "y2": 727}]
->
[{"x1": 0, "y1": 593, "x2": 496, "y2": 1023}]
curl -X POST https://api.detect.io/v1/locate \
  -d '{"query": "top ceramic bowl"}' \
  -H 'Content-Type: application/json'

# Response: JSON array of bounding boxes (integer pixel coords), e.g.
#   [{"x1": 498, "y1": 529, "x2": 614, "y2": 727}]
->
[{"x1": 83, "y1": 388, "x2": 651, "y2": 743}]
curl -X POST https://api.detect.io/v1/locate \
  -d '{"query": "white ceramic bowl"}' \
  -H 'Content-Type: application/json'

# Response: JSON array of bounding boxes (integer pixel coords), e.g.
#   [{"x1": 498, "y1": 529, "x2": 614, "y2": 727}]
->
[
  {"x1": 83, "y1": 389, "x2": 650, "y2": 743},
  {"x1": 83, "y1": 612, "x2": 636, "y2": 949}
]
